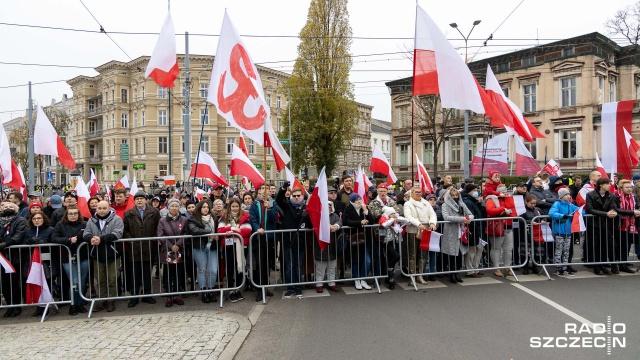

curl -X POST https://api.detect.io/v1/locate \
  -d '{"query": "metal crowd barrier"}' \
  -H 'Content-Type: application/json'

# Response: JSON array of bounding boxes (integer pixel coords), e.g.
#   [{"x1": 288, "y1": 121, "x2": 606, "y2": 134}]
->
[
  {"x1": 530, "y1": 214, "x2": 640, "y2": 280},
  {"x1": 76, "y1": 233, "x2": 245, "y2": 318},
  {"x1": 398, "y1": 217, "x2": 529, "y2": 291},
  {"x1": 248, "y1": 225, "x2": 395, "y2": 303},
  {"x1": 0, "y1": 244, "x2": 73, "y2": 322}
]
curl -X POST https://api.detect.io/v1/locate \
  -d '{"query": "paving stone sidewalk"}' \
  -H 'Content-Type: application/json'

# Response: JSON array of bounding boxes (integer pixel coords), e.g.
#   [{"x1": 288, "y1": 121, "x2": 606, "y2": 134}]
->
[{"x1": 0, "y1": 310, "x2": 248, "y2": 359}]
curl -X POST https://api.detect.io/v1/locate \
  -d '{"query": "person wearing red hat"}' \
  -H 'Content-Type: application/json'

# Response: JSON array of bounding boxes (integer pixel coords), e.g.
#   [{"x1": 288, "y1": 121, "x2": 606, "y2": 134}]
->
[
  {"x1": 483, "y1": 170, "x2": 504, "y2": 198},
  {"x1": 27, "y1": 201, "x2": 44, "y2": 217}
]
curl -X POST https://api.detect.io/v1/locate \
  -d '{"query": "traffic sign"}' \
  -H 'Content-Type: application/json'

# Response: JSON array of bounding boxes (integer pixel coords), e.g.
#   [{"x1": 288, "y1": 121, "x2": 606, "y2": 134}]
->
[
  {"x1": 279, "y1": 139, "x2": 290, "y2": 145},
  {"x1": 120, "y1": 144, "x2": 129, "y2": 162}
]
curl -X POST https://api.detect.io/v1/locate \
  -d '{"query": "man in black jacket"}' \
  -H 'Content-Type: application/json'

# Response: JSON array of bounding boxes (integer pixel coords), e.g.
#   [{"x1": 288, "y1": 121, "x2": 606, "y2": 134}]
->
[
  {"x1": 527, "y1": 175, "x2": 557, "y2": 215},
  {"x1": 276, "y1": 182, "x2": 311, "y2": 299},
  {"x1": 585, "y1": 178, "x2": 617, "y2": 275},
  {"x1": 0, "y1": 201, "x2": 27, "y2": 318}
]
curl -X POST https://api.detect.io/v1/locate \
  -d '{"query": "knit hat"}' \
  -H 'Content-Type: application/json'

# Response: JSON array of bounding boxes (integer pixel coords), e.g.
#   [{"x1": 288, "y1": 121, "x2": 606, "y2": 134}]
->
[
  {"x1": 185, "y1": 199, "x2": 197, "y2": 207},
  {"x1": 28, "y1": 201, "x2": 43, "y2": 212},
  {"x1": 349, "y1": 193, "x2": 362, "y2": 202},
  {"x1": 377, "y1": 183, "x2": 388, "y2": 189},
  {"x1": 426, "y1": 194, "x2": 437, "y2": 201},
  {"x1": 496, "y1": 184, "x2": 508, "y2": 192},
  {"x1": 382, "y1": 206, "x2": 396, "y2": 217},
  {"x1": 167, "y1": 199, "x2": 181, "y2": 208},
  {"x1": 633, "y1": 174, "x2": 640, "y2": 181},
  {"x1": 557, "y1": 187, "x2": 571, "y2": 200},
  {"x1": 49, "y1": 195, "x2": 63, "y2": 209},
  {"x1": 463, "y1": 184, "x2": 477, "y2": 194},
  {"x1": 134, "y1": 191, "x2": 147, "y2": 199},
  {"x1": 489, "y1": 170, "x2": 500, "y2": 180}
]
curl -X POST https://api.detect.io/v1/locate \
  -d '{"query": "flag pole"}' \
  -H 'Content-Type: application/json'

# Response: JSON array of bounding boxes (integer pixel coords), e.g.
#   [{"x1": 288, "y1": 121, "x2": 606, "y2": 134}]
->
[
  {"x1": 168, "y1": 88, "x2": 172, "y2": 175},
  {"x1": 263, "y1": 117, "x2": 268, "y2": 188},
  {"x1": 411, "y1": 95, "x2": 415, "y2": 182},
  {"x1": 479, "y1": 115, "x2": 490, "y2": 178},
  {"x1": 509, "y1": 135, "x2": 515, "y2": 176},
  {"x1": 192, "y1": 104, "x2": 208, "y2": 189}
]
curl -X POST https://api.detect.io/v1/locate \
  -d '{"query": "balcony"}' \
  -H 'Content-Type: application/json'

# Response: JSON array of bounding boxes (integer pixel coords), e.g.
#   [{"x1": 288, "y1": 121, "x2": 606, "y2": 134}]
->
[
  {"x1": 88, "y1": 155, "x2": 103, "y2": 163},
  {"x1": 87, "y1": 107, "x2": 102, "y2": 119},
  {"x1": 86, "y1": 130, "x2": 103, "y2": 140}
]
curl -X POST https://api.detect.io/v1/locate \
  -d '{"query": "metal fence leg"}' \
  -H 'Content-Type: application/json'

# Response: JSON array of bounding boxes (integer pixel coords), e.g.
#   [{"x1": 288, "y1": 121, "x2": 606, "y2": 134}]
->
[
  {"x1": 262, "y1": 288, "x2": 267, "y2": 305},
  {"x1": 541, "y1": 265, "x2": 551, "y2": 280},
  {"x1": 219, "y1": 291, "x2": 224, "y2": 308},
  {"x1": 509, "y1": 267, "x2": 519, "y2": 283},
  {"x1": 410, "y1": 275, "x2": 418, "y2": 292},
  {"x1": 40, "y1": 304, "x2": 50, "y2": 323},
  {"x1": 87, "y1": 300, "x2": 95, "y2": 319},
  {"x1": 374, "y1": 278, "x2": 381, "y2": 294}
]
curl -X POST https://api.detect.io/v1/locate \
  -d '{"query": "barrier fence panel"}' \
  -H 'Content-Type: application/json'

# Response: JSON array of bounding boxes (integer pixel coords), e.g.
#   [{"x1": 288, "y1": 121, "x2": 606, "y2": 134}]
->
[
  {"x1": 398, "y1": 217, "x2": 529, "y2": 291},
  {"x1": 77, "y1": 232, "x2": 245, "y2": 318},
  {"x1": 0, "y1": 244, "x2": 73, "y2": 322},
  {"x1": 249, "y1": 224, "x2": 401, "y2": 302},
  {"x1": 530, "y1": 214, "x2": 640, "y2": 280}
]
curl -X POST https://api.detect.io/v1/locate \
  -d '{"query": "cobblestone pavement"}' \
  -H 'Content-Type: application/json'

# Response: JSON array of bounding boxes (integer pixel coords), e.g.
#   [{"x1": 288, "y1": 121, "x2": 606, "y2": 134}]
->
[{"x1": 0, "y1": 310, "x2": 249, "y2": 359}]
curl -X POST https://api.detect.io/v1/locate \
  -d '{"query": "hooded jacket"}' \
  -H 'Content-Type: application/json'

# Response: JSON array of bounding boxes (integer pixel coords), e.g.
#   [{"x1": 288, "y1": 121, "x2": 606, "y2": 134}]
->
[
  {"x1": 441, "y1": 192, "x2": 473, "y2": 256},
  {"x1": 83, "y1": 209, "x2": 124, "y2": 263},
  {"x1": 52, "y1": 220, "x2": 88, "y2": 262}
]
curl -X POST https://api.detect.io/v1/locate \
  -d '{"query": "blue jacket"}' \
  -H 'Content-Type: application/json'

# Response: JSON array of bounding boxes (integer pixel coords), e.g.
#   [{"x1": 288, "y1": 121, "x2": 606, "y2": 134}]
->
[
  {"x1": 548, "y1": 200, "x2": 583, "y2": 235},
  {"x1": 249, "y1": 199, "x2": 279, "y2": 241}
]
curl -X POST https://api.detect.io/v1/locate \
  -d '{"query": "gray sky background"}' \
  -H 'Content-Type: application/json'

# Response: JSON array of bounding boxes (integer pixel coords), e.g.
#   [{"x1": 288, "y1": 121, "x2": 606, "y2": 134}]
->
[{"x1": 0, "y1": 0, "x2": 634, "y2": 124}]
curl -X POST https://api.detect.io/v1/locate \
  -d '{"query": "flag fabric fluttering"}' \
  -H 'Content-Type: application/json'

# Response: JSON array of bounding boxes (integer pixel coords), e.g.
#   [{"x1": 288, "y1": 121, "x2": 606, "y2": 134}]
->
[
  {"x1": 239, "y1": 134, "x2": 249, "y2": 156},
  {"x1": 189, "y1": 151, "x2": 228, "y2": 186},
  {"x1": 623, "y1": 128, "x2": 640, "y2": 168},
  {"x1": 264, "y1": 115, "x2": 290, "y2": 171},
  {"x1": 370, "y1": 144, "x2": 397, "y2": 183},
  {"x1": 542, "y1": 159, "x2": 563, "y2": 176},
  {"x1": 601, "y1": 100, "x2": 634, "y2": 178},
  {"x1": 25, "y1": 248, "x2": 56, "y2": 307},
  {"x1": 230, "y1": 144, "x2": 265, "y2": 190},
  {"x1": 514, "y1": 135, "x2": 541, "y2": 175},
  {"x1": 0, "y1": 253, "x2": 15, "y2": 273},
  {"x1": 307, "y1": 167, "x2": 331, "y2": 251},
  {"x1": 144, "y1": 12, "x2": 179, "y2": 88},
  {"x1": 74, "y1": 177, "x2": 92, "y2": 219},
  {"x1": 285, "y1": 167, "x2": 305, "y2": 194},
  {"x1": 0, "y1": 125, "x2": 14, "y2": 185},
  {"x1": 88, "y1": 168, "x2": 100, "y2": 196},
  {"x1": 114, "y1": 174, "x2": 130, "y2": 190},
  {"x1": 104, "y1": 182, "x2": 112, "y2": 202},
  {"x1": 125, "y1": 177, "x2": 138, "y2": 211},
  {"x1": 34, "y1": 107, "x2": 76, "y2": 170},
  {"x1": 353, "y1": 165, "x2": 369, "y2": 205},
  {"x1": 419, "y1": 229, "x2": 441, "y2": 252},
  {"x1": 571, "y1": 206, "x2": 586, "y2": 233},
  {"x1": 208, "y1": 10, "x2": 269, "y2": 146},
  {"x1": 595, "y1": 152, "x2": 609, "y2": 179},
  {"x1": 415, "y1": 154, "x2": 434, "y2": 194},
  {"x1": 469, "y1": 133, "x2": 510, "y2": 176}
]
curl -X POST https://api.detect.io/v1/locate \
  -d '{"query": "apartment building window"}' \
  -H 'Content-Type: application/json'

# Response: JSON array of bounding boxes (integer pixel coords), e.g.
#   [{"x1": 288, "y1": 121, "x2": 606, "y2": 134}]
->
[
  {"x1": 560, "y1": 130, "x2": 577, "y2": 159},
  {"x1": 133, "y1": 112, "x2": 138, "y2": 128},
  {"x1": 598, "y1": 76, "x2": 605, "y2": 104},
  {"x1": 134, "y1": 139, "x2": 138, "y2": 155},
  {"x1": 636, "y1": 83, "x2": 640, "y2": 100},
  {"x1": 266, "y1": 147, "x2": 271, "y2": 155},
  {"x1": 111, "y1": 90, "x2": 115, "y2": 102},
  {"x1": 522, "y1": 56, "x2": 535, "y2": 67},
  {"x1": 266, "y1": 94, "x2": 271, "y2": 106},
  {"x1": 111, "y1": 114, "x2": 115, "y2": 128},
  {"x1": 397, "y1": 107, "x2": 405, "y2": 127},
  {"x1": 502, "y1": 87, "x2": 509, "y2": 98},
  {"x1": 276, "y1": 118, "x2": 281, "y2": 132},
  {"x1": 181, "y1": 136, "x2": 185, "y2": 152},
  {"x1": 562, "y1": 47, "x2": 575, "y2": 57},
  {"x1": 277, "y1": 96, "x2": 281, "y2": 109},
  {"x1": 141, "y1": 111, "x2": 146, "y2": 126},
  {"x1": 523, "y1": 84, "x2": 536, "y2": 112},
  {"x1": 105, "y1": 92, "x2": 108, "y2": 103},
  {"x1": 450, "y1": 138, "x2": 461, "y2": 162},
  {"x1": 158, "y1": 110, "x2": 167, "y2": 126},
  {"x1": 498, "y1": 63, "x2": 509, "y2": 72},
  {"x1": 182, "y1": 108, "x2": 189, "y2": 124},
  {"x1": 133, "y1": 89, "x2": 138, "y2": 102},
  {"x1": 158, "y1": 137, "x2": 168, "y2": 154},
  {"x1": 121, "y1": 113, "x2": 128, "y2": 128},
  {"x1": 159, "y1": 164, "x2": 168, "y2": 176},
  {"x1": 142, "y1": 138, "x2": 146, "y2": 154},
  {"x1": 468, "y1": 137, "x2": 478, "y2": 163},
  {"x1": 525, "y1": 140, "x2": 537, "y2": 159},
  {"x1": 200, "y1": 109, "x2": 209, "y2": 125},
  {"x1": 248, "y1": 139, "x2": 255, "y2": 154},
  {"x1": 158, "y1": 86, "x2": 167, "y2": 99},
  {"x1": 560, "y1": 77, "x2": 576, "y2": 107},
  {"x1": 201, "y1": 136, "x2": 210, "y2": 153},
  {"x1": 423, "y1": 141, "x2": 434, "y2": 164},
  {"x1": 226, "y1": 138, "x2": 235, "y2": 154},
  {"x1": 199, "y1": 83, "x2": 208, "y2": 98},
  {"x1": 121, "y1": 89, "x2": 128, "y2": 103},
  {"x1": 609, "y1": 81, "x2": 616, "y2": 102},
  {"x1": 141, "y1": 86, "x2": 145, "y2": 99},
  {"x1": 398, "y1": 144, "x2": 409, "y2": 166},
  {"x1": 89, "y1": 121, "x2": 96, "y2": 132}
]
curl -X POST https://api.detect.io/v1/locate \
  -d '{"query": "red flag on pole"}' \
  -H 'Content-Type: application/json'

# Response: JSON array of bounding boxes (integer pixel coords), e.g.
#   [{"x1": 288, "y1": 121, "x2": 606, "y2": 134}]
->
[
  {"x1": 26, "y1": 248, "x2": 56, "y2": 306},
  {"x1": 307, "y1": 167, "x2": 331, "y2": 251}
]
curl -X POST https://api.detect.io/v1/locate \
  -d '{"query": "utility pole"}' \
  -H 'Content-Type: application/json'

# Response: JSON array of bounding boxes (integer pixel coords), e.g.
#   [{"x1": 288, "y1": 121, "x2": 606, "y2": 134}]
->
[
  {"x1": 28, "y1": 81, "x2": 34, "y2": 193},
  {"x1": 168, "y1": 88, "x2": 172, "y2": 174},
  {"x1": 184, "y1": 32, "x2": 192, "y2": 190}
]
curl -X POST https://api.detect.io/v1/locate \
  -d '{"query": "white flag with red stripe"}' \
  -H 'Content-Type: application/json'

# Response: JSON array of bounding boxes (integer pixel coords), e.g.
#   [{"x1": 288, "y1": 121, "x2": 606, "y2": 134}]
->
[
  {"x1": 542, "y1": 159, "x2": 563, "y2": 176},
  {"x1": 602, "y1": 100, "x2": 634, "y2": 177},
  {"x1": 369, "y1": 144, "x2": 397, "y2": 183},
  {"x1": 571, "y1": 206, "x2": 586, "y2": 233},
  {"x1": 285, "y1": 167, "x2": 305, "y2": 194},
  {"x1": 353, "y1": 165, "x2": 369, "y2": 205},
  {"x1": 195, "y1": 188, "x2": 207, "y2": 202},
  {"x1": 16, "y1": 164, "x2": 27, "y2": 201},
  {"x1": 114, "y1": 174, "x2": 129, "y2": 190},
  {"x1": 88, "y1": 168, "x2": 100, "y2": 196},
  {"x1": 208, "y1": 10, "x2": 269, "y2": 146},
  {"x1": 25, "y1": 248, "x2": 56, "y2": 306},
  {"x1": 104, "y1": 182, "x2": 112, "y2": 202},
  {"x1": 514, "y1": 135, "x2": 541, "y2": 175},
  {"x1": 189, "y1": 151, "x2": 228, "y2": 186},
  {"x1": 124, "y1": 176, "x2": 138, "y2": 211},
  {"x1": 241, "y1": 177, "x2": 251, "y2": 191},
  {"x1": 74, "y1": 177, "x2": 92, "y2": 219},
  {"x1": 0, "y1": 253, "x2": 15, "y2": 273},
  {"x1": 264, "y1": 116, "x2": 290, "y2": 171},
  {"x1": 419, "y1": 229, "x2": 441, "y2": 252},
  {"x1": 231, "y1": 144, "x2": 264, "y2": 189},
  {"x1": 34, "y1": 107, "x2": 76, "y2": 171},
  {"x1": 238, "y1": 134, "x2": 249, "y2": 156},
  {"x1": 307, "y1": 167, "x2": 331, "y2": 251},
  {"x1": 595, "y1": 152, "x2": 608, "y2": 179},
  {"x1": 416, "y1": 154, "x2": 434, "y2": 194},
  {"x1": 576, "y1": 183, "x2": 594, "y2": 207},
  {"x1": 0, "y1": 124, "x2": 14, "y2": 184},
  {"x1": 145, "y1": 12, "x2": 179, "y2": 88},
  {"x1": 623, "y1": 128, "x2": 640, "y2": 168}
]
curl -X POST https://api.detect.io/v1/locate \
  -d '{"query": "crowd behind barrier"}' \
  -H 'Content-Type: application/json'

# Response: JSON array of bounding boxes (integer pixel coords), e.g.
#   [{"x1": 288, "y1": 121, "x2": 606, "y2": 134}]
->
[{"x1": 2, "y1": 172, "x2": 640, "y2": 322}]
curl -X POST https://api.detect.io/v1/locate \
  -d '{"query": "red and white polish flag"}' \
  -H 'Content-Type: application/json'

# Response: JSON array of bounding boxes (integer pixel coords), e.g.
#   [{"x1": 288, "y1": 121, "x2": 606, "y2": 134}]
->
[
  {"x1": 571, "y1": 205, "x2": 586, "y2": 233},
  {"x1": 595, "y1": 152, "x2": 609, "y2": 179},
  {"x1": 230, "y1": 144, "x2": 264, "y2": 190},
  {"x1": 239, "y1": 134, "x2": 249, "y2": 156},
  {"x1": 189, "y1": 151, "x2": 228, "y2": 186},
  {"x1": 0, "y1": 253, "x2": 15, "y2": 273},
  {"x1": 25, "y1": 248, "x2": 56, "y2": 307},
  {"x1": 209, "y1": 10, "x2": 269, "y2": 146},
  {"x1": 415, "y1": 154, "x2": 434, "y2": 194},
  {"x1": 264, "y1": 116, "x2": 290, "y2": 172},
  {"x1": 285, "y1": 167, "x2": 305, "y2": 194},
  {"x1": 542, "y1": 159, "x2": 563, "y2": 176},
  {"x1": 125, "y1": 176, "x2": 138, "y2": 212},
  {"x1": 88, "y1": 168, "x2": 100, "y2": 196},
  {"x1": 514, "y1": 135, "x2": 541, "y2": 175},
  {"x1": 353, "y1": 165, "x2": 369, "y2": 205},
  {"x1": 419, "y1": 229, "x2": 441, "y2": 252},
  {"x1": 104, "y1": 182, "x2": 112, "y2": 202},
  {"x1": 16, "y1": 163, "x2": 27, "y2": 202},
  {"x1": 195, "y1": 188, "x2": 207, "y2": 202},
  {"x1": 163, "y1": 175, "x2": 176, "y2": 186},
  {"x1": 576, "y1": 183, "x2": 594, "y2": 207},
  {"x1": 601, "y1": 100, "x2": 634, "y2": 178},
  {"x1": 74, "y1": 177, "x2": 92, "y2": 219},
  {"x1": 623, "y1": 128, "x2": 640, "y2": 168},
  {"x1": 114, "y1": 174, "x2": 129, "y2": 190},
  {"x1": 0, "y1": 125, "x2": 14, "y2": 185},
  {"x1": 34, "y1": 106, "x2": 76, "y2": 171},
  {"x1": 144, "y1": 12, "x2": 179, "y2": 88},
  {"x1": 307, "y1": 167, "x2": 331, "y2": 251},
  {"x1": 241, "y1": 176, "x2": 251, "y2": 191},
  {"x1": 370, "y1": 144, "x2": 397, "y2": 183}
]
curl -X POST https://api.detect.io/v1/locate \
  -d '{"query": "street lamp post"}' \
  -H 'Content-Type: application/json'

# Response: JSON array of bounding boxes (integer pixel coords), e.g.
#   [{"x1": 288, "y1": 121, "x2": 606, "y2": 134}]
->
[{"x1": 450, "y1": 20, "x2": 481, "y2": 180}]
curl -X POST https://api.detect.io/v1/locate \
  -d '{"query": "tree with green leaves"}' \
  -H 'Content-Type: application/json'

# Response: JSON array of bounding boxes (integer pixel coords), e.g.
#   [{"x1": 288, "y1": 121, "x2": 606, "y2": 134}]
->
[{"x1": 284, "y1": 0, "x2": 358, "y2": 176}]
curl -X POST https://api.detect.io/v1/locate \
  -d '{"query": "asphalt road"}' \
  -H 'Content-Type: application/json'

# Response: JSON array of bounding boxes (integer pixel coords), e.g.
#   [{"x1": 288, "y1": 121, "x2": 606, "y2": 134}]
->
[{"x1": 236, "y1": 269, "x2": 640, "y2": 360}]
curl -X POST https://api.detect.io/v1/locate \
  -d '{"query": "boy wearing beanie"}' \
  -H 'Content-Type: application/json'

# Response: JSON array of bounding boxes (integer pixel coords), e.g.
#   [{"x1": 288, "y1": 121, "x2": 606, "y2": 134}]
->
[{"x1": 549, "y1": 187, "x2": 582, "y2": 276}]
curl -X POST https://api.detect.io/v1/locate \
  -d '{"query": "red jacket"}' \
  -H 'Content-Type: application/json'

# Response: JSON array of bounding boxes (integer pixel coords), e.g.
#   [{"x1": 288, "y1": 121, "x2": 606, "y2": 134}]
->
[
  {"x1": 217, "y1": 212, "x2": 252, "y2": 246},
  {"x1": 485, "y1": 195, "x2": 516, "y2": 230},
  {"x1": 482, "y1": 180, "x2": 503, "y2": 198},
  {"x1": 112, "y1": 202, "x2": 129, "y2": 220}
]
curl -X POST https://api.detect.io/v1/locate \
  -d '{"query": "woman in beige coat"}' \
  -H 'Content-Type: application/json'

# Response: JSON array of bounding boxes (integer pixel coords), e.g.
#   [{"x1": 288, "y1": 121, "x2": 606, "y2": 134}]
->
[{"x1": 403, "y1": 186, "x2": 437, "y2": 284}]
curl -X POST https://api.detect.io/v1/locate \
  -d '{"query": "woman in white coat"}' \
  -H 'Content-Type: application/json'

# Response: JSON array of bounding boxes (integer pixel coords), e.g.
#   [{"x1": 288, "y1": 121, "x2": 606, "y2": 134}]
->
[{"x1": 403, "y1": 186, "x2": 437, "y2": 284}]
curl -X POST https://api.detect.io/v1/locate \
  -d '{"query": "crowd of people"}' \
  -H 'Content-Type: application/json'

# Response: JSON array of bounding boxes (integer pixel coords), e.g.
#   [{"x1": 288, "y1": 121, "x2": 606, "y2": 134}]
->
[{"x1": 1, "y1": 167, "x2": 639, "y2": 319}]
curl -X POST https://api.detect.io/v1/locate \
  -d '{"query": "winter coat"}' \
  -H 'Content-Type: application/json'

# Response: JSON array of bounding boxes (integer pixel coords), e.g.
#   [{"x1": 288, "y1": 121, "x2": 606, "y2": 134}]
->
[
  {"x1": 249, "y1": 199, "x2": 279, "y2": 241},
  {"x1": 528, "y1": 186, "x2": 557, "y2": 214},
  {"x1": 612, "y1": 193, "x2": 640, "y2": 231},
  {"x1": 112, "y1": 202, "x2": 128, "y2": 220},
  {"x1": 50, "y1": 206, "x2": 66, "y2": 227},
  {"x1": 522, "y1": 206, "x2": 544, "y2": 224},
  {"x1": 337, "y1": 188, "x2": 353, "y2": 208},
  {"x1": 24, "y1": 225, "x2": 54, "y2": 245},
  {"x1": 403, "y1": 198, "x2": 437, "y2": 234},
  {"x1": 187, "y1": 215, "x2": 216, "y2": 250},
  {"x1": 483, "y1": 179, "x2": 502, "y2": 198},
  {"x1": 52, "y1": 220, "x2": 88, "y2": 262},
  {"x1": 585, "y1": 190, "x2": 616, "y2": 228},
  {"x1": 343, "y1": 203, "x2": 375, "y2": 243},
  {"x1": 368, "y1": 196, "x2": 401, "y2": 221},
  {"x1": 461, "y1": 192, "x2": 485, "y2": 246},
  {"x1": 275, "y1": 187, "x2": 312, "y2": 247},
  {"x1": 157, "y1": 213, "x2": 188, "y2": 263},
  {"x1": 549, "y1": 200, "x2": 582, "y2": 235},
  {"x1": 485, "y1": 195, "x2": 516, "y2": 236},
  {"x1": 0, "y1": 215, "x2": 27, "y2": 266},
  {"x1": 217, "y1": 212, "x2": 252, "y2": 247},
  {"x1": 123, "y1": 205, "x2": 161, "y2": 262},
  {"x1": 83, "y1": 209, "x2": 124, "y2": 263},
  {"x1": 441, "y1": 192, "x2": 473, "y2": 256},
  {"x1": 313, "y1": 212, "x2": 342, "y2": 261}
]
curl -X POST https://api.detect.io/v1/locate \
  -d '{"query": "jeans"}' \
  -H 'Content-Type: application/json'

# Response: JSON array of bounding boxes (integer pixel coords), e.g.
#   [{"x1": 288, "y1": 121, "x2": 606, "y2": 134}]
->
[
  {"x1": 192, "y1": 247, "x2": 218, "y2": 289},
  {"x1": 63, "y1": 259, "x2": 89, "y2": 306},
  {"x1": 350, "y1": 243, "x2": 371, "y2": 278},
  {"x1": 422, "y1": 251, "x2": 437, "y2": 273},
  {"x1": 283, "y1": 242, "x2": 304, "y2": 291}
]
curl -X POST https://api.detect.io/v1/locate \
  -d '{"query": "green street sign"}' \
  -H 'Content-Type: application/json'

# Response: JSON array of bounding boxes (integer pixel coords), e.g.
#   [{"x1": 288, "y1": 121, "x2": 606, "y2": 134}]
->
[
  {"x1": 95, "y1": 165, "x2": 103, "y2": 169},
  {"x1": 113, "y1": 170, "x2": 120, "y2": 175},
  {"x1": 266, "y1": 164, "x2": 271, "y2": 170},
  {"x1": 279, "y1": 139, "x2": 290, "y2": 145},
  {"x1": 133, "y1": 163, "x2": 146, "y2": 170},
  {"x1": 120, "y1": 144, "x2": 129, "y2": 162},
  {"x1": 255, "y1": 164, "x2": 262, "y2": 169}
]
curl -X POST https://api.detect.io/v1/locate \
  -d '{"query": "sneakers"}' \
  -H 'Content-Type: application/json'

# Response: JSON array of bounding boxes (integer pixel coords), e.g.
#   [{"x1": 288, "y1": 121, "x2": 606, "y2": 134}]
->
[
  {"x1": 236, "y1": 291, "x2": 245, "y2": 301},
  {"x1": 354, "y1": 280, "x2": 363, "y2": 290},
  {"x1": 294, "y1": 289, "x2": 303, "y2": 298},
  {"x1": 284, "y1": 290, "x2": 295, "y2": 298},
  {"x1": 316, "y1": 286, "x2": 323, "y2": 293},
  {"x1": 556, "y1": 271, "x2": 566, "y2": 277},
  {"x1": 360, "y1": 280, "x2": 372, "y2": 290},
  {"x1": 229, "y1": 292, "x2": 238, "y2": 303}
]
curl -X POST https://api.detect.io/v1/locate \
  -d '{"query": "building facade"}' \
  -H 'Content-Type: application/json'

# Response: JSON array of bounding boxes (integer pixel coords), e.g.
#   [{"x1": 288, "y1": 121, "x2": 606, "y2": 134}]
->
[
  {"x1": 386, "y1": 32, "x2": 640, "y2": 180},
  {"x1": 370, "y1": 118, "x2": 392, "y2": 161},
  {"x1": 334, "y1": 102, "x2": 373, "y2": 177}
]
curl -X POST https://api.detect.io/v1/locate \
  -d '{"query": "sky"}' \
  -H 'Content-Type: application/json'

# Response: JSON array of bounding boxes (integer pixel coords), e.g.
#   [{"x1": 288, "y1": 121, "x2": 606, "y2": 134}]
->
[{"x1": 0, "y1": 0, "x2": 635, "y2": 124}]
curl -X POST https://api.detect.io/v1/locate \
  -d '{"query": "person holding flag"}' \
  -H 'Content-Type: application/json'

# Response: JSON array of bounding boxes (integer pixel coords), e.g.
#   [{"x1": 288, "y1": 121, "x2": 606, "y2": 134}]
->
[
  {"x1": 24, "y1": 210, "x2": 55, "y2": 317},
  {"x1": 249, "y1": 185, "x2": 279, "y2": 302},
  {"x1": 549, "y1": 188, "x2": 583, "y2": 277},
  {"x1": 403, "y1": 186, "x2": 438, "y2": 284},
  {"x1": 0, "y1": 201, "x2": 27, "y2": 318},
  {"x1": 343, "y1": 193, "x2": 376, "y2": 290},
  {"x1": 612, "y1": 179, "x2": 640, "y2": 273}
]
